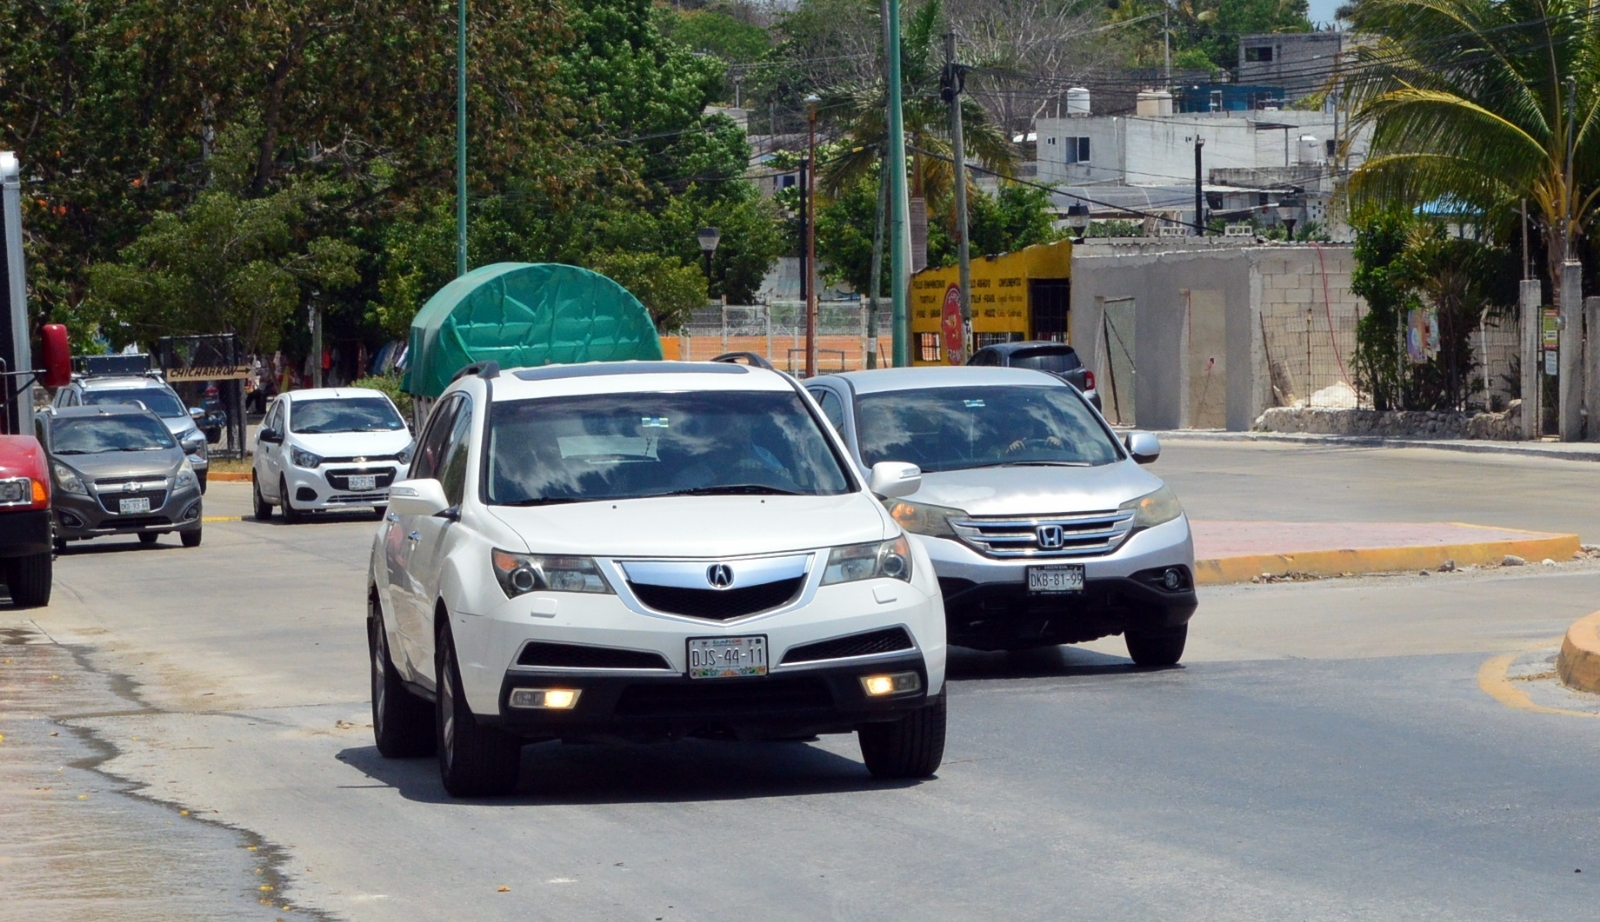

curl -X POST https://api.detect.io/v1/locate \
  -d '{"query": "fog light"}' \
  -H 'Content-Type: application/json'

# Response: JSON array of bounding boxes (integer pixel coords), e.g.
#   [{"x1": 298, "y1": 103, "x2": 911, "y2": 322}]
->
[
  {"x1": 860, "y1": 671, "x2": 921, "y2": 697},
  {"x1": 508, "y1": 688, "x2": 581, "y2": 709},
  {"x1": 1162, "y1": 568, "x2": 1185, "y2": 590}
]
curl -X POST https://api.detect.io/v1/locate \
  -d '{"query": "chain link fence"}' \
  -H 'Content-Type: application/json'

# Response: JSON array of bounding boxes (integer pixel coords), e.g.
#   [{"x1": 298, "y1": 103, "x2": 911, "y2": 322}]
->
[{"x1": 672, "y1": 302, "x2": 890, "y2": 374}]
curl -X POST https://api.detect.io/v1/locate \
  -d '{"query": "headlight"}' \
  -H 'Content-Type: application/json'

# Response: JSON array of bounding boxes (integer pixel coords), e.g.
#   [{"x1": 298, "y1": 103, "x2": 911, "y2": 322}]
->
[
  {"x1": 290, "y1": 446, "x2": 323, "y2": 468},
  {"x1": 175, "y1": 462, "x2": 196, "y2": 490},
  {"x1": 491, "y1": 549, "x2": 613, "y2": 597},
  {"x1": 396, "y1": 442, "x2": 414, "y2": 465},
  {"x1": 884, "y1": 499, "x2": 964, "y2": 539},
  {"x1": 822, "y1": 535, "x2": 913, "y2": 585},
  {"x1": 0, "y1": 476, "x2": 43, "y2": 507},
  {"x1": 1120, "y1": 484, "x2": 1183, "y2": 529},
  {"x1": 54, "y1": 463, "x2": 87, "y2": 495}
]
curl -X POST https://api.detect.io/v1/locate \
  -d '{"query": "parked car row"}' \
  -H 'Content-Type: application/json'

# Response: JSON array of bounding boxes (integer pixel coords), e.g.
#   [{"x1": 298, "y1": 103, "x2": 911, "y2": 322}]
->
[{"x1": 362, "y1": 360, "x2": 1195, "y2": 797}]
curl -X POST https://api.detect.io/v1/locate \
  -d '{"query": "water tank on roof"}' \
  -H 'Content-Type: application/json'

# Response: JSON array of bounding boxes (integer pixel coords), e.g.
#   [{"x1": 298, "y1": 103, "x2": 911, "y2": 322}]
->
[
  {"x1": 1065, "y1": 87, "x2": 1091, "y2": 116},
  {"x1": 1135, "y1": 89, "x2": 1173, "y2": 117},
  {"x1": 1297, "y1": 135, "x2": 1322, "y2": 165}
]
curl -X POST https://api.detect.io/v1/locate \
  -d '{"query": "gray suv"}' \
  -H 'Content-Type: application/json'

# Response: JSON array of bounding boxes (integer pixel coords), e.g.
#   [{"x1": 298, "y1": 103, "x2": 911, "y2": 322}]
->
[
  {"x1": 807, "y1": 366, "x2": 1196, "y2": 665},
  {"x1": 37, "y1": 406, "x2": 204, "y2": 548},
  {"x1": 52, "y1": 373, "x2": 210, "y2": 491}
]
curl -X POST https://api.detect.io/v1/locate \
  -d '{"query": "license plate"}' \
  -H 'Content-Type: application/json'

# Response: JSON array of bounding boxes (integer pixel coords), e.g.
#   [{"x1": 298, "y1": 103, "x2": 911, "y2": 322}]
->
[
  {"x1": 1028, "y1": 565, "x2": 1084, "y2": 594},
  {"x1": 687, "y1": 635, "x2": 768, "y2": 679},
  {"x1": 348, "y1": 474, "x2": 377, "y2": 491},
  {"x1": 119, "y1": 497, "x2": 151, "y2": 515}
]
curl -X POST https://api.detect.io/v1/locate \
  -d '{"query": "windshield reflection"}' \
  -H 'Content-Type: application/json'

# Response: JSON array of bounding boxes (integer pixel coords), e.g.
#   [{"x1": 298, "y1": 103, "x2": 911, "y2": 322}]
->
[{"x1": 855, "y1": 385, "x2": 1119, "y2": 472}]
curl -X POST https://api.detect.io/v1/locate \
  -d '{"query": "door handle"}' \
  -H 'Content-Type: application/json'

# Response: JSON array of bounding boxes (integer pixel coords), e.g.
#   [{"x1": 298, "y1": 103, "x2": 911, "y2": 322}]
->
[{"x1": 407, "y1": 531, "x2": 420, "y2": 542}]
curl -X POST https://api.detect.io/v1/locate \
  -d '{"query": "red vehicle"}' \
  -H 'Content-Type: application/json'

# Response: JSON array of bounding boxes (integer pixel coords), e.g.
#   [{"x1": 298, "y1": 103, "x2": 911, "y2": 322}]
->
[{"x1": 0, "y1": 433, "x2": 52, "y2": 607}]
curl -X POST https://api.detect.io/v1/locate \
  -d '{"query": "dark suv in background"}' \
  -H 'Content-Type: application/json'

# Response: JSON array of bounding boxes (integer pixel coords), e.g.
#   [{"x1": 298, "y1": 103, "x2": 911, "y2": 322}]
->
[{"x1": 967, "y1": 341, "x2": 1101, "y2": 411}]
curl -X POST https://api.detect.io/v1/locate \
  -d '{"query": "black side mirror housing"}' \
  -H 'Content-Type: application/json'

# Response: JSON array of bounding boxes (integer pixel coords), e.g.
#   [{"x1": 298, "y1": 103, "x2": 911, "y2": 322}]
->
[{"x1": 259, "y1": 428, "x2": 282, "y2": 444}]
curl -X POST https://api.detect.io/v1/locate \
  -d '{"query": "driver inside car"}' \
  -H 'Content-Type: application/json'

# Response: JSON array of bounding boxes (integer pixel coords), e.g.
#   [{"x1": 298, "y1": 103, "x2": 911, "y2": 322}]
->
[{"x1": 665, "y1": 410, "x2": 795, "y2": 491}]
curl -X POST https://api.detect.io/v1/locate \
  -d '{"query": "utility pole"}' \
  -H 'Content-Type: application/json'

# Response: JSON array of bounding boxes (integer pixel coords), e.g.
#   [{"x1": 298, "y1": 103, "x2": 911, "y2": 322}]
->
[
  {"x1": 456, "y1": 0, "x2": 468, "y2": 278},
  {"x1": 867, "y1": 172, "x2": 887, "y2": 369},
  {"x1": 1193, "y1": 137, "x2": 1205, "y2": 235},
  {"x1": 1560, "y1": 75, "x2": 1582, "y2": 440},
  {"x1": 1163, "y1": 3, "x2": 1171, "y2": 87},
  {"x1": 797, "y1": 154, "x2": 810, "y2": 359},
  {"x1": 805, "y1": 94, "x2": 820, "y2": 379},
  {"x1": 943, "y1": 32, "x2": 971, "y2": 362},
  {"x1": 884, "y1": 0, "x2": 911, "y2": 367}
]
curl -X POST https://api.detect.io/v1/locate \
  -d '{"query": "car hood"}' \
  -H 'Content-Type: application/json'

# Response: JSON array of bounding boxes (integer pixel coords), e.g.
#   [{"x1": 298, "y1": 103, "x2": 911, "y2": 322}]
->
[
  {"x1": 54, "y1": 449, "x2": 185, "y2": 481},
  {"x1": 288, "y1": 430, "x2": 413, "y2": 458},
  {"x1": 0, "y1": 435, "x2": 47, "y2": 480},
  {"x1": 485, "y1": 492, "x2": 891, "y2": 558},
  {"x1": 906, "y1": 462, "x2": 1168, "y2": 517}
]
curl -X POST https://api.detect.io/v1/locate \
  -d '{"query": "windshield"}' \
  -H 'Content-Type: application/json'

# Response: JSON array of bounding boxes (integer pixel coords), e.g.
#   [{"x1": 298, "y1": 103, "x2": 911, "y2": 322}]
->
[
  {"x1": 290, "y1": 397, "x2": 405, "y2": 434},
  {"x1": 84, "y1": 388, "x2": 186, "y2": 419},
  {"x1": 485, "y1": 390, "x2": 853, "y2": 505},
  {"x1": 854, "y1": 385, "x2": 1120, "y2": 472},
  {"x1": 1007, "y1": 348, "x2": 1080, "y2": 375},
  {"x1": 52, "y1": 415, "x2": 176, "y2": 454}
]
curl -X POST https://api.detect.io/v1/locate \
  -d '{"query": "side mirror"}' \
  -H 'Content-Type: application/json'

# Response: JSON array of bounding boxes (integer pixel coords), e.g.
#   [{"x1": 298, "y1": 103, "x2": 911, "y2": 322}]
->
[
  {"x1": 388, "y1": 478, "x2": 451, "y2": 517},
  {"x1": 189, "y1": 406, "x2": 205, "y2": 420},
  {"x1": 258, "y1": 428, "x2": 282, "y2": 444},
  {"x1": 37, "y1": 324, "x2": 70, "y2": 389},
  {"x1": 868, "y1": 461, "x2": 922, "y2": 499},
  {"x1": 1124, "y1": 431, "x2": 1161, "y2": 464}
]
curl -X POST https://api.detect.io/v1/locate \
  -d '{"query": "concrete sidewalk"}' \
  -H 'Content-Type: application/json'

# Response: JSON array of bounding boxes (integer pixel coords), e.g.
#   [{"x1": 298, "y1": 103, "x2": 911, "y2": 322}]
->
[
  {"x1": 1158, "y1": 429, "x2": 1600, "y2": 463},
  {"x1": 1192, "y1": 520, "x2": 1582, "y2": 585}
]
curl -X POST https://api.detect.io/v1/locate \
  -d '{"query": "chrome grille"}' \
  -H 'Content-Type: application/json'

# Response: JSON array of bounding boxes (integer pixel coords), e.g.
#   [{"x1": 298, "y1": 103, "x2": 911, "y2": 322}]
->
[{"x1": 951, "y1": 510, "x2": 1135, "y2": 558}]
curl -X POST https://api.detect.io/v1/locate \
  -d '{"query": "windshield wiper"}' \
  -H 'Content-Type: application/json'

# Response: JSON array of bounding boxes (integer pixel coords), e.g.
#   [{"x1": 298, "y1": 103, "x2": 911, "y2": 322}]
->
[
  {"x1": 663, "y1": 484, "x2": 804, "y2": 496},
  {"x1": 997, "y1": 460, "x2": 1091, "y2": 467}
]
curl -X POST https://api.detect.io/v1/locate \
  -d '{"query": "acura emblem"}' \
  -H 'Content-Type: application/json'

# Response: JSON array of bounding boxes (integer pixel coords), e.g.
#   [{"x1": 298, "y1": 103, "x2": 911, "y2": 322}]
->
[
  {"x1": 1036, "y1": 524, "x2": 1065, "y2": 550},
  {"x1": 706, "y1": 564, "x2": 735, "y2": 589}
]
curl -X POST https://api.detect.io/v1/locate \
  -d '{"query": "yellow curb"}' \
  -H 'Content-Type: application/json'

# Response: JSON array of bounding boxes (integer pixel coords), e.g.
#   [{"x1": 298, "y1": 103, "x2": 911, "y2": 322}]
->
[
  {"x1": 201, "y1": 516, "x2": 244, "y2": 523},
  {"x1": 207, "y1": 472, "x2": 252, "y2": 483},
  {"x1": 1194, "y1": 531, "x2": 1581, "y2": 585},
  {"x1": 1478, "y1": 649, "x2": 1600, "y2": 718},
  {"x1": 1556, "y1": 610, "x2": 1600, "y2": 693}
]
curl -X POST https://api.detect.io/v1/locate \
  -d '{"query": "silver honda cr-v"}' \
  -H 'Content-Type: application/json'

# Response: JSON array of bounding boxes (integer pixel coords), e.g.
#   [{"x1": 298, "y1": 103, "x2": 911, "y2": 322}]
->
[{"x1": 805, "y1": 366, "x2": 1196, "y2": 666}]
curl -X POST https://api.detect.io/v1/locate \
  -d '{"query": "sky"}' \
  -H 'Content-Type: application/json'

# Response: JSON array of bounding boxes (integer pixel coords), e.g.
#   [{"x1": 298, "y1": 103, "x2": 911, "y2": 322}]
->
[{"x1": 1307, "y1": 0, "x2": 1342, "y2": 28}]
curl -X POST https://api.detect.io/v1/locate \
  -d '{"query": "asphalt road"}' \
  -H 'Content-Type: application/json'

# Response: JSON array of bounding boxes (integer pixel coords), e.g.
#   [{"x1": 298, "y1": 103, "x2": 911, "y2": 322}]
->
[{"x1": 4, "y1": 441, "x2": 1600, "y2": 920}]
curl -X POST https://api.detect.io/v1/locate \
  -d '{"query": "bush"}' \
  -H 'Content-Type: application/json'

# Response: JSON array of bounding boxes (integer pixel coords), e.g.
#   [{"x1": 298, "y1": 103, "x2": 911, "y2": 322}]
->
[{"x1": 352, "y1": 373, "x2": 413, "y2": 423}]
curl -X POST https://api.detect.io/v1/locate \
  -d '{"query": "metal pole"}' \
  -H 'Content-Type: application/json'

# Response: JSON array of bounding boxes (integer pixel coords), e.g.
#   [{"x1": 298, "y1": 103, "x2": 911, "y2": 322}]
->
[
  {"x1": 456, "y1": 0, "x2": 468, "y2": 277},
  {"x1": 885, "y1": 0, "x2": 911, "y2": 367},
  {"x1": 806, "y1": 107, "x2": 819, "y2": 379},
  {"x1": 311, "y1": 299, "x2": 324, "y2": 389},
  {"x1": 945, "y1": 32, "x2": 971, "y2": 363},
  {"x1": 1521, "y1": 278, "x2": 1541, "y2": 439},
  {"x1": 1193, "y1": 137, "x2": 1204, "y2": 235},
  {"x1": 867, "y1": 170, "x2": 887, "y2": 369},
  {"x1": 1163, "y1": 4, "x2": 1171, "y2": 87},
  {"x1": 1521, "y1": 199, "x2": 1529, "y2": 280},
  {"x1": 1560, "y1": 261, "x2": 1582, "y2": 440}
]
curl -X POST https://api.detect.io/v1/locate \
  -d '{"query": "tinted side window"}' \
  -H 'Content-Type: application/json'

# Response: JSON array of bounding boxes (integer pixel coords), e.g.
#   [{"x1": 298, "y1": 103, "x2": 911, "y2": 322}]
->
[
  {"x1": 969, "y1": 350, "x2": 996, "y2": 367},
  {"x1": 810, "y1": 389, "x2": 846, "y2": 432},
  {"x1": 410, "y1": 397, "x2": 459, "y2": 481},
  {"x1": 437, "y1": 398, "x2": 474, "y2": 507}
]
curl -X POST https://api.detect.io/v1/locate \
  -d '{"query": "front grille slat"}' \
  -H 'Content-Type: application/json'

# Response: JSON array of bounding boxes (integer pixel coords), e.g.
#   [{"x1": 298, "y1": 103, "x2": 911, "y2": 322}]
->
[
  {"x1": 95, "y1": 489, "x2": 169, "y2": 515},
  {"x1": 780, "y1": 627, "x2": 914, "y2": 665},
  {"x1": 952, "y1": 511, "x2": 1136, "y2": 558},
  {"x1": 516, "y1": 642, "x2": 671, "y2": 670},
  {"x1": 614, "y1": 676, "x2": 832, "y2": 718},
  {"x1": 629, "y1": 576, "x2": 804, "y2": 621},
  {"x1": 325, "y1": 468, "x2": 397, "y2": 491}
]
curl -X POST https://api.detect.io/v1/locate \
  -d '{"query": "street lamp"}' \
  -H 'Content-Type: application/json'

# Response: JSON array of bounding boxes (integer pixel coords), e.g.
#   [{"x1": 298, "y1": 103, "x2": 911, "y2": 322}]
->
[
  {"x1": 804, "y1": 93, "x2": 821, "y2": 378},
  {"x1": 1277, "y1": 194, "x2": 1302, "y2": 241},
  {"x1": 1065, "y1": 203, "x2": 1091, "y2": 240},
  {"x1": 696, "y1": 226, "x2": 721, "y2": 282}
]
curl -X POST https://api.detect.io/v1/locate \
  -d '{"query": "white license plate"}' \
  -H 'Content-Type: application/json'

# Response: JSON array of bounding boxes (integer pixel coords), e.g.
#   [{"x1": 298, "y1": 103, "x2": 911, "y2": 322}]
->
[
  {"x1": 687, "y1": 635, "x2": 768, "y2": 679},
  {"x1": 119, "y1": 497, "x2": 151, "y2": 515},
  {"x1": 1028, "y1": 565, "x2": 1085, "y2": 594},
  {"x1": 348, "y1": 474, "x2": 378, "y2": 491}
]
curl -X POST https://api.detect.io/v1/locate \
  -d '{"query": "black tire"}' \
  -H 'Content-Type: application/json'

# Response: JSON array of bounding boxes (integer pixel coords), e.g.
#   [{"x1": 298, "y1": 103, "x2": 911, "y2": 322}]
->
[
  {"x1": 369, "y1": 604, "x2": 434, "y2": 758},
  {"x1": 280, "y1": 477, "x2": 301, "y2": 524},
  {"x1": 1125, "y1": 624, "x2": 1187, "y2": 667},
  {"x1": 139, "y1": 532, "x2": 159, "y2": 545},
  {"x1": 52, "y1": 537, "x2": 67, "y2": 554},
  {"x1": 858, "y1": 689, "x2": 946, "y2": 780},
  {"x1": 253, "y1": 473, "x2": 273, "y2": 521},
  {"x1": 197, "y1": 471, "x2": 208, "y2": 494},
  {"x1": 371, "y1": 505, "x2": 387, "y2": 521},
  {"x1": 4, "y1": 552, "x2": 52, "y2": 608},
  {"x1": 180, "y1": 528, "x2": 202, "y2": 548},
  {"x1": 436, "y1": 622, "x2": 521, "y2": 796}
]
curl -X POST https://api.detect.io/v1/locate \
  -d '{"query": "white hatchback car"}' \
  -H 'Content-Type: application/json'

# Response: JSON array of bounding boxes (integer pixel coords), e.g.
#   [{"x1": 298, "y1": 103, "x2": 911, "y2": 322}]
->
[
  {"x1": 252, "y1": 388, "x2": 413, "y2": 522},
  {"x1": 367, "y1": 361, "x2": 947, "y2": 797}
]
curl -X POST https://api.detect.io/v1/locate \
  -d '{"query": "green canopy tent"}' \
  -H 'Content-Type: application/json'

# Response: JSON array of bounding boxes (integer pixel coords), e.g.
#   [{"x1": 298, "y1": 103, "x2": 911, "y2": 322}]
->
[{"x1": 400, "y1": 262, "x2": 663, "y2": 399}]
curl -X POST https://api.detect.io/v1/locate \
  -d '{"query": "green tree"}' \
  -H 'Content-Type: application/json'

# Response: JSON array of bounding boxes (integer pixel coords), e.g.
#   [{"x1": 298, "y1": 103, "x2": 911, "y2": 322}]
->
[
  {"x1": 1350, "y1": 208, "x2": 1418, "y2": 411},
  {"x1": 585, "y1": 250, "x2": 708, "y2": 331}
]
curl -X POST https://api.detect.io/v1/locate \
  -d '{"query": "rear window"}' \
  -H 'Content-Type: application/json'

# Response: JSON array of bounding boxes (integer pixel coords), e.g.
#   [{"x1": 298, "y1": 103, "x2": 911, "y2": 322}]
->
[
  {"x1": 84, "y1": 387, "x2": 186, "y2": 419},
  {"x1": 484, "y1": 390, "x2": 853, "y2": 505},
  {"x1": 1007, "y1": 348, "x2": 1082, "y2": 374}
]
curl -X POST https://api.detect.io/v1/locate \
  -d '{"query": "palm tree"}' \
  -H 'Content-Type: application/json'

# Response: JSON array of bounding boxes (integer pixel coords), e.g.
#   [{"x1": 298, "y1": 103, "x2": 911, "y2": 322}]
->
[
  {"x1": 1342, "y1": 0, "x2": 1600, "y2": 307},
  {"x1": 816, "y1": 0, "x2": 1017, "y2": 202}
]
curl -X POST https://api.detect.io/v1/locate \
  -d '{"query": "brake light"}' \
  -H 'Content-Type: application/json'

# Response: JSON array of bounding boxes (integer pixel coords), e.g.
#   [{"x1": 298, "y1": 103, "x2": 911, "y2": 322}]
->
[{"x1": 1083, "y1": 370, "x2": 1096, "y2": 391}]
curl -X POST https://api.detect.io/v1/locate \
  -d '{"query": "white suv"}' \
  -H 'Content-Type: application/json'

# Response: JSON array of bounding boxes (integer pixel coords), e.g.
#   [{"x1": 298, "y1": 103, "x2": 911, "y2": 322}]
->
[{"x1": 367, "y1": 361, "x2": 947, "y2": 797}]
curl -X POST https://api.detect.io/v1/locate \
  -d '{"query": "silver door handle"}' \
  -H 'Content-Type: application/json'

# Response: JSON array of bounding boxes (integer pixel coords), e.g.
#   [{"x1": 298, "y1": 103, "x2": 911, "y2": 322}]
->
[{"x1": 407, "y1": 531, "x2": 420, "y2": 542}]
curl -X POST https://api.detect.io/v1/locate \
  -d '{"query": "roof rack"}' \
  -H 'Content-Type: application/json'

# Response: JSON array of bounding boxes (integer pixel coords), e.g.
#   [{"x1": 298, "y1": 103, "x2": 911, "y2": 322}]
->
[{"x1": 451, "y1": 360, "x2": 500, "y2": 383}]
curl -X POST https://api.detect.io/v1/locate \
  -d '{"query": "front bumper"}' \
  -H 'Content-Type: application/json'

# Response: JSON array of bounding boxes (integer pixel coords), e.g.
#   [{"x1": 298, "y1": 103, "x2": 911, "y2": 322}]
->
[
  {"x1": 284, "y1": 461, "x2": 404, "y2": 510},
  {"x1": 0, "y1": 509, "x2": 52, "y2": 557},
  {"x1": 53, "y1": 484, "x2": 203, "y2": 540},
  {"x1": 920, "y1": 515, "x2": 1196, "y2": 648}
]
